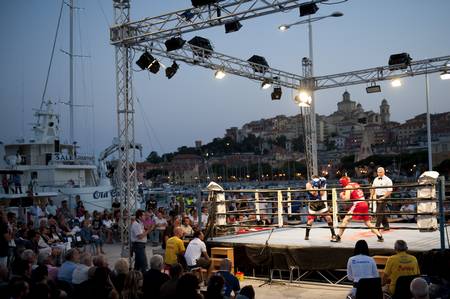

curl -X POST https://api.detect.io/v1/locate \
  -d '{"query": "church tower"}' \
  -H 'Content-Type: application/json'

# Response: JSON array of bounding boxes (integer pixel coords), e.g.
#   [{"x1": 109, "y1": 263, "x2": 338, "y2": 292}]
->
[{"x1": 380, "y1": 99, "x2": 390, "y2": 124}]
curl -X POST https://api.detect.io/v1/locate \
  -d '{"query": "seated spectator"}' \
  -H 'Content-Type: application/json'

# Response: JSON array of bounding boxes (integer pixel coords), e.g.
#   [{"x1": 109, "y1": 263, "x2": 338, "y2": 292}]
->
[
  {"x1": 160, "y1": 263, "x2": 184, "y2": 299},
  {"x1": 383, "y1": 240, "x2": 420, "y2": 295},
  {"x1": 181, "y1": 216, "x2": 194, "y2": 237},
  {"x1": 37, "y1": 252, "x2": 58, "y2": 281},
  {"x1": 91, "y1": 212, "x2": 105, "y2": 254},
  {"x1": 236, "y1": 285, "x2": 255, "y2": 299},
  {"x1": 111, "y1": 258, "x2": 129, "y2": 294},
  {"x1": 205, "y1": 275, "x2": 225, "y2": 299},
  {"x1": 57, "y1": 248, "x2": 80, "y2": 283},
  {"x1": 216, "y1": 258, "x2": 240, "y2": 299},
  {"x1": 185, "y1": 230, "x2": 211, "y2": 278},
  {"x1": 8, "y1": 279, "x2": 30, "y2": 299},
  {"x1": 72, "y1": 252, "x2": 92, "y2": 285},
  {"x1": 143, "y1": 254, "x2": 170, "y2": 298},
  {"x1": 121, "y1": 270, "x2": 144, "y2": 299},
  {"x1": 165, "y1": 227, "x2": 185, "y2": 266},
  {"x1": 88, "y1": 266, "x2": 118, "y2": 299},
  {"x1": 80, "y1": 220, "x2": 103, "y2": 255},
  {"x1": 175, "y1": 273, "x2": 203, "y2": 299},
  {"x1": 92, "y1": 254, "x2": 109, "y2": 268},
  {"x1": 346, "y1": 239, "x2": 379, "y2": 298},
  {"x1": 410, "y1": 277, "x2": 429, "y2": 299}
]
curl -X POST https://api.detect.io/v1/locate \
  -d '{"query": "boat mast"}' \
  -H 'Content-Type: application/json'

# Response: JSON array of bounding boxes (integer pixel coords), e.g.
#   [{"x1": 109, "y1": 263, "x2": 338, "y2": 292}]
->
[{"x1": 69, "y1": 0, "x2": 74, "y2": 145}]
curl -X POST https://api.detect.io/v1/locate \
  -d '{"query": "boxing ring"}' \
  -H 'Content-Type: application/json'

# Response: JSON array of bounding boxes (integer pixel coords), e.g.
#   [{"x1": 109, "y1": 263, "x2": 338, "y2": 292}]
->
[{"x1": 202, "y1": 173, "x2": 450, "y2": 284}]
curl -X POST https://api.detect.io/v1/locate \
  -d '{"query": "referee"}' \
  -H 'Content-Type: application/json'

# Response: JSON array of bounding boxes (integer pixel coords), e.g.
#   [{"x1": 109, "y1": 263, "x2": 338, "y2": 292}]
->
[{"x1": 370, "y1": 167, "x2": 393, "y2": 230}]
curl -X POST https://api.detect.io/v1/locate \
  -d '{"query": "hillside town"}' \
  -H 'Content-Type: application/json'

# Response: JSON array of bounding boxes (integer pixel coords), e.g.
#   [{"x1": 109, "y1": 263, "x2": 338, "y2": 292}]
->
[{"x1": 137, "y1": 91, "x2": 450, "y2": 185}]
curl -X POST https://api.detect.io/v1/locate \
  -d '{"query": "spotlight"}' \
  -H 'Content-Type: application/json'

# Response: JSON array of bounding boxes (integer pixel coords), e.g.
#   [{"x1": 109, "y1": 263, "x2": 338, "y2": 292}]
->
[
  {"x1": 388, "y1": 52, "x2": 412, "y2": 71},
  {"x1": 261, "y1": 79, "x2": 271, "y2": 89},
  {"x1": 215, "y1": 69, "x2": 226, "y2": 79},
  {"x1": 271, "y1": 87, "x2": 282, "y2": 100},
  {"x1": 366, "y1": 84, "x2": 381, "y2": 93},
  {"x1": 165, "y1": 37, "x2": 186, "y2": 52},
  {"x1": 180, "y1": 9, "x2": 195, "y2": 21},
  {"x1": 165, "y1": 61, "x2": 179, "y2": 79},
  {"x1": 440, "y1": 71, "x2": 450, "y2": 80},
  {"x1": 224, "y1": 20, "x2": 242, "y2": 33},
  {"x1": 299, "y1": 2, "x2": 319, "y2": 17},
  {"x1": 191, "y1": 0, "x2": 217, "y2": 7},
  {"x1": 391, "y1": 79, "x2": 402, "y2": 87},
  {"x1": 278, "y1": 25, "x2": 289, "y2": 31},
  {"x1": 294, "y1": 90, "x2": 312, "y2": 107},
  {"x1": 247, "y1": 55, "x2": 269, "y2": 73},
  {"x1": 188, "y1": 36, "x2": 213, "y2": 58},
  {"x1": 136, "y1": 52, "x2": 160, "y2": 74}
]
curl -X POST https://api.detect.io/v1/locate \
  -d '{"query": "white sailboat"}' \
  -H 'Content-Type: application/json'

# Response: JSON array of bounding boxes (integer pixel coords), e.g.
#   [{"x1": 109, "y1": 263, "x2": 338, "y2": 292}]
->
[{"x1": 0, "y1": 0, "x2": 113, "y2": 213}]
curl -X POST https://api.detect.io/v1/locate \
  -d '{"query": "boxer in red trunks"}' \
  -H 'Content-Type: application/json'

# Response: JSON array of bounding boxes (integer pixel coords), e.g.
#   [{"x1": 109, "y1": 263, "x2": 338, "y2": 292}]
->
[{"x1": 331, "y1": 176, "x2": 383, "y2": 243}]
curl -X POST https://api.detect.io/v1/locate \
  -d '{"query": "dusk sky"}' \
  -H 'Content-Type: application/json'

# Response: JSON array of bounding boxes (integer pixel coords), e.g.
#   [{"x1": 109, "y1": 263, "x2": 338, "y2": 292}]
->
[{"x1": 1, "y1": 0, "x2": 449, "y2": 160}]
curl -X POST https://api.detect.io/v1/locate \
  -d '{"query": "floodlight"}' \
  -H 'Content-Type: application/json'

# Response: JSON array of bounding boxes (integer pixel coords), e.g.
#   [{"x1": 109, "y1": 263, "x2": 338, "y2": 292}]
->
[
  {"x1": 271, "y1": 87, "x2": 282, "y2": 100},
  {"x1": 180, "y1": 10, "x2": 195, "y2": 21},
  {"x1": 136, "y1": 52, "x2": 160, "y2": 74},
  {"x1": 366, "y1": 84, "x2": 381, "y2": 93},
  {"x1": 165, "y1": 61, "x2": 179, "y2": 79},
  {"x1": 391, "y1": 79, "x2": 402, "y2": 87},
  {"x1": 225, "y1": 20, "x2": 243, "y2": 33},
  {"x1": 191, "y1": 0, "x2": 217, "y2": 7},
  {"x1": 261, "y1": 79, "x2": 272, "y2": 89},
  {"x1": 388, "y1": 53, "x2": 412, "y2": 70},
  {"x1": 165, "y1": 37, "x2": 186, "y2": 52},
  {"x1": 299, "y1": 2, "x2": 319, "y2": 17},
  {"x1": 247, "y1": 55, "x2": 269, "y2": 73},
  {"x1": 440, "y1": 71, "x2": 450, "y2": 80},
  {"x1": 215, "y1": 69, "x2": 226, "y2": 79},
  {"x1": 188, "y1": 36, "x2": 213, "y2": 58},
  {"x1": 294, "y1": 90, "x2": 312, "y2": 107}
]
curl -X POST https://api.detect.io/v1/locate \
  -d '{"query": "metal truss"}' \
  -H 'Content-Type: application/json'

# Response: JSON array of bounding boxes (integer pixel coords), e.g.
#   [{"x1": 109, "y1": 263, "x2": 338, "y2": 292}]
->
[
  {"x1": 314, "y1": 55, "x2": 450, "y2": 90},
  {"x1": 113, "y1": 0, "x2": 137, "y2": 262},
  {"x1": 134, "y1": 40, "x2": 304, "y2": 89},
  {"x1": 110, "y1": 0, "x2": 329, "y2": 45}
]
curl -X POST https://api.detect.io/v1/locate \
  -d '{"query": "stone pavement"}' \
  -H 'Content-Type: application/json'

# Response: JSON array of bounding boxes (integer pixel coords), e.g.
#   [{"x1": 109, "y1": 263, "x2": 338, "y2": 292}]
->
[{"x1": 101, "y1": 242, "x2": 350, "y2": 299}]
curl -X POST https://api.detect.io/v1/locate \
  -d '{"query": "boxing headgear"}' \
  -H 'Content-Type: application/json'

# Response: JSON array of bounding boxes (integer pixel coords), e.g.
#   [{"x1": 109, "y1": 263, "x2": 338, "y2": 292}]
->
[
  {"x1": 312, "y1": 178, "x2": 321, "y2": 188},
  {"x1": 319, "y1": 177, "x2": 327, "y2": 188},
  {"x1": 339, "y1": 176, "x2": 350, "y2": 187}
]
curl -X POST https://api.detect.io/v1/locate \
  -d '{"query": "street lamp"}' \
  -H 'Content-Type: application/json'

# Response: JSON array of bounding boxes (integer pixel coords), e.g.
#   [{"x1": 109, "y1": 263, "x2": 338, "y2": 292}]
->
[{"x1": 278, "y1": 11, "x2": 343, "y2": 178}]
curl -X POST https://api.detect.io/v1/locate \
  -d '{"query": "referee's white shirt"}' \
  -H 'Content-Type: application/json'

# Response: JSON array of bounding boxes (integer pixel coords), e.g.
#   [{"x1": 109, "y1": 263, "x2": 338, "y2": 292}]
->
[
  {"x1": 372, "y1": 175, "x2": 393, "y2": 196},
  {"x1": 131, "y1": 220, "x2": 146, "y2": 243}
]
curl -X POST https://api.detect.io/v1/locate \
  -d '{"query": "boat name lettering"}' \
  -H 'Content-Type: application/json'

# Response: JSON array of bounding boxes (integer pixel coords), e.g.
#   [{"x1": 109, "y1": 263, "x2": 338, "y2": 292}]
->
[
  {"x1": 52, "y1": 153, "x2": 73, "y2": 161},
  {"x1": 93, "y1": 190, "x2": 118, "y2": 199}
]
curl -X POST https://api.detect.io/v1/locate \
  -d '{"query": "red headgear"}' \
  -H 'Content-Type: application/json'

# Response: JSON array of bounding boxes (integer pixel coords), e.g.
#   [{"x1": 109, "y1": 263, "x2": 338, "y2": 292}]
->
[{"x1": 339, "y1": 176, "x2": 350, "y2": 187}]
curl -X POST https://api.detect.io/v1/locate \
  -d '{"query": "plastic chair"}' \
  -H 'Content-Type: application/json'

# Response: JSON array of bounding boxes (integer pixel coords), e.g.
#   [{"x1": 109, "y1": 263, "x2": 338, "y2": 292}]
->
[{"x1": 354, "y1": 277, "x2": 383, "y2": 299}]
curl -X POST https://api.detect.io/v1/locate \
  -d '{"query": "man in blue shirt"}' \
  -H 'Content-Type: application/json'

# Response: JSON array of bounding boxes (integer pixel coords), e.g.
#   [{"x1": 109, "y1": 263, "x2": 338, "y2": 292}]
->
[
  {"x1": 216, "y1": 258, "x2": 240, "y2": 299},
  {"x1": 57, "y1": 248, "x2": 80, "y2": 283}
]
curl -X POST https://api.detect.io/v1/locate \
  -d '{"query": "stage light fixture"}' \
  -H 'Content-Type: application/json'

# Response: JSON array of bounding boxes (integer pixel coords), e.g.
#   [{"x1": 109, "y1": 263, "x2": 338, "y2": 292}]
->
[
  {"x1": 165, "y1": 61, "x2": 179, "y2": 79},
  {"x1": 180, "y1": 9, "x2": 195, "y2": 21},
  {"x1": 165, "y1": 37, "x2": 186, "y2": 52},
  {"x1": 278, "y1": 25, "x2": 289, "y2": 31},
  {"x1": 294, "y1": 90, "x2": 312, "y2": 107},
  {"x1": 388, "y1": 52, "x2": 412, "y2": 70},
  {"x1": 136, "y1": 52, "x2": 160, "y2": 74},
  {"x1": 191, "y1": 0, "x2": 217, "y2": 7},
  {"x1": 299, "y1": 2, "x2": 319, "y2": 17},
  {"x1": 247, "y1": 55, "x2": 269, "y2": 73},
  {"x1": 215, "y1": 69, "x2": 226, "y2": 79},
  {"x1": 271, "y1": 87, "x2": 282, "y2": 100},
  {"x1": 224, "y1": 20, "x2": 242, "y2": 33},
  {"x1": 261, "y1": 79, "x2": 272, "y2": 89},
  {"x1": 188, "y1": 36, "x2": 213, "y2": 58},
  {"x1": 440, "y1": 71, "x2": 450, "y2": 80},
  {"x1": 366, "y1": 84, "x2": 381, "y2": 93},
  {"x1": 391, "y1": 78, "x2": 402, "y2": 87}
]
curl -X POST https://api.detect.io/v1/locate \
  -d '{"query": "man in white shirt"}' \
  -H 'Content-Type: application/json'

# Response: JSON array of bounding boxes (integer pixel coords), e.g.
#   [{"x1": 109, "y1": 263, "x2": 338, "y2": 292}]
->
[
  {"x1": 370, "y1": 167, "x2": 393, "y2": 230},
  {"x1": 131, "y1": 209, "x2": 151, "y2": 272},
  {"x1": 184, "y1": 230, "x2": 211, "y2": 276}
]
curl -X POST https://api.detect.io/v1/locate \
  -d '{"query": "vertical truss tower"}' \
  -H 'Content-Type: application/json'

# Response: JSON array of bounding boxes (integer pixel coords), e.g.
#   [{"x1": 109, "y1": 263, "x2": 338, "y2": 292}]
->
[{"x1": 112, "y1": 0, "x2": 137, "y2": 259}]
